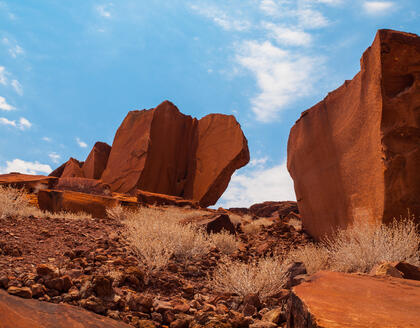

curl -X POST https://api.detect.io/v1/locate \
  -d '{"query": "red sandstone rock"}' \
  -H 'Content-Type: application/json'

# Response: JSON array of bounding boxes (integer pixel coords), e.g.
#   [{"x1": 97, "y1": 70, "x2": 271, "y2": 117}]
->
[
  {"x1": 287, "y1": 271, "x2": 420, "y2": 328},
  {"x1": 0, "y1": 289, "x2": 132, "y2": 328},
  {"x1": 38, "y1": 189, "x2": 130, "y2": 218},
  {"x1": 55, "y1": 177, "x2": 111, "y2": 196},
  {"x1": 82, "y1": 142, "x2": 111, "y2": 179},
  {"x1": 180, "y1": 213, "x2": 236, "y2": 234},
  {"x1": 392, "y1": 262, "x2": 420, "y2": 281},
  {"x1": 101, "y1": 101, "x2": 249, "y2": 207},
  {"x1": 0, "y1": 173, "x2": 57, "y2": 192},
  {"x1": 249, "y1": 201, "x2": 298, "y2": 218},
  {"x1": 287, "y1": 29, "x2": 420, "y2": 240},
  {"x1": 61, "y1": 158, "x2": 84, "y2": 178},
  {"x1": 137, "y1": 189, "x2": 198, "y2": 207}
]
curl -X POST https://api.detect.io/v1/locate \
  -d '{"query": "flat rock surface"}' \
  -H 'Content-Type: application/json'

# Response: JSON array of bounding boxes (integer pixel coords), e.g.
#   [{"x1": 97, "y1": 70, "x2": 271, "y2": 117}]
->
[
  {"x1": 0, "y1": 289, "x2": 132, "y2": 328},
  {"x1": 288, "y1": 271, "x2": 420, "y2": 328}
]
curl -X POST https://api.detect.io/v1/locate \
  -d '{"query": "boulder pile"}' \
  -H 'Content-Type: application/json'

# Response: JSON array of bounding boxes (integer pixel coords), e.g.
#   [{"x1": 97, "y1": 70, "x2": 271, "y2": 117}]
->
[{"x1": 287, "y1": 29, "x2": 420, "y2": 240}]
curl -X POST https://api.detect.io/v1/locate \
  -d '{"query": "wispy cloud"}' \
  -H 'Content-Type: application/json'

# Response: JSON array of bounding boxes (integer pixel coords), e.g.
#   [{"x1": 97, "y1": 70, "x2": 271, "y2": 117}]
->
[
  {"x1": 237, "y1": 40, "x2": 323, "y2": 122},
  {"x1": 48, "y1": 152, "x2": 61, "y2": 164},
  {"x1": 76, "y1": 137, "x2": 88, "y2": 148},
  {"x1": 2, "y1": 38, "x2": 24, "y2": 58},
  {"x1": 219, "y1": 160, "x2": 296, "y2": 208},
  {"x1": 11, "y1": 80, "x2": 23, "y2": 95},
  {"x1": 0, "y1": 96, "x2": 15, "y2": 111},
  {"x1": 0, "y1": 116, "x2": 32, "y2": 130},
  {"x1": 363, "y1": 1, "x2": 395, "y2": 15},
  {"x1": 263, "y1": 22, "x2": 312, "y2": 46},
  {"x1": 96, "y1": 4, "x2": 112, "y2": 18},
  {"x1": 42, "y1": 137, "x2": 52, "y2": 142},
  {"x1": 0, "y1": 66, "x2": 7, "y2": 85},
  {"x1": 0, "y1": 159, "x2": 52, "y2": 175},
  {"x1": 189, "y1": 4, "x2": 251, "y2": 31}
]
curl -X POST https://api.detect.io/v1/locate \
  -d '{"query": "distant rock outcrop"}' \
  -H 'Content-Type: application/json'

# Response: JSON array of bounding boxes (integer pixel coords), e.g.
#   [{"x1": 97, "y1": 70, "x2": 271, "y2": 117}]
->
[
  {"x1": 287, "y1": 29, "x2": 420, "y2": 240},
  {"x1": 82, "y1": 142, "x2": 111, "y2": 180}
]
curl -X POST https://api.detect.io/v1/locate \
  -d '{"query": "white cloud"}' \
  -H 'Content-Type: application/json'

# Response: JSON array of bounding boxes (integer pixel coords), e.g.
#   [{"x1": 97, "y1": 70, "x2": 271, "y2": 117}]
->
[
  {"x1": 0, "y1": 117, "x2": 16, "y2": 127},
  {"x1": 96, "y1": 4, "x2": 112, "y2": 18},
  {"x1": 18, "y1": 117, "x2": 31, "y2": 130},
  {"x1": 11, "y1": 79, "x2": 23, "y2": 95},
  {"x1": 2, "y1": 38, "x2": 24, "y2": 58},
  {"x1": 218, "y1": 161, "x2": 296, "y2": 208},
  {"x1": 297, "y1": 8, "x2": 329, "y2": 29},
  {"x1": 189, "y1": 4, "x2": 251, "y2": 31},
  {"x1": 0, "y1": 96, "x2": 15, "y2": 111},
  {"x1": 260, "y1": 0, "x2": 281, "y2": 16},
  {"x1": 363, "y1": 1, "x2": 394, "y2": 15},
  {"x1": 76, "y1": 137, "x2": 88, "y2": 148},
  {"x1": 263, "y1": 22, "x2": 312, "y2": 46},
  {"x1": 42, "y1": 137, "x2": 52, "y2": 142},
  {"x1": 0, "y1": 116, "x2": 32, "y2": 130},
  {"x1": 0, "y1": 159, "x2": 52, "y2": 175},
  {"x1": 0, "y1": 66, "x2": 7, "y2": 85},
  {"x1": 249, "y1": 157, "x2": 268, "y2": 168},
  {"x1": 48, "y1": 152, "x2": 61, "y2": 164},
  {"x1": 237, "y1": 40, "x2": 323, "y2": 122}
]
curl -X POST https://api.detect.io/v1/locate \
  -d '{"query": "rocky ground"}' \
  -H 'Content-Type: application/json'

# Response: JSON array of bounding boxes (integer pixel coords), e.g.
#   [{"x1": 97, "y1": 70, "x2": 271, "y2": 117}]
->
[{"x1": 0, "y1": 208, "x2": 311, "y2": 328}]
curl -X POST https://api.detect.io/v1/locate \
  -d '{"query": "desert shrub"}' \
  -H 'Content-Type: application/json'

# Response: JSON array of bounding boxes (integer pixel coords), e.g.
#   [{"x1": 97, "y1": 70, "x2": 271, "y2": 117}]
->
[
  {"x1": 55, "y1": 177, "x2": 110, "y2": 196},
  {"x1": 106, "y1": 205, "x2": 127, "y2": 220},
  {"x1": 123, "y1": 207, "x2": 212, "y2": 274},
  {"x1": 210, "y1": 230, "x2": 238, "y2": 255},
  {"x1": 241, "y1": 217, "x2": 273, "y2": 234},
  {"x1": 324, "y1": 218, "x2": 420, "y2": 273},
  {"x1": 210, "y1": 256, "x2": 289, "y2": 299},
  {"x1": 289, "y1": 244, "x2": 330, "y2": 275},
  {"x1": 0, "y1": 186, "x2": 42, "y2": 218},
  {"x1": 46, "y1": 211, "x2": 93, "y2": 220}
]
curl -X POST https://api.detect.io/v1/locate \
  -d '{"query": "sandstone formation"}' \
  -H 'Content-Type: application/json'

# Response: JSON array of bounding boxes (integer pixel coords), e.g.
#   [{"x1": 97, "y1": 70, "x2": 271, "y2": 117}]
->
[
  {"x1": 60, "y1": 158, "x2": 84, "y2": 178},
  {"x1": 287, "y1": 29, "x2": 420, "y2": 240},
  {"x1": 82, "y1": 142, "x2": 111, "y2": 179},
  {"x1": 37, "y1": 189, "x2": 132, "y2": 218},
  {"x1": 0, "y1": 290, "x2": 132, "y2": 328},
  {"x1": 287, "y1": 271, "x2": 420, "y2": 328},
  {"x1": 55, "y1": 177, "x2": 111, "y2": 196},
  {"x1": 0, "y1": 173, "x2": 57, "y2": 192},
  {"x1": 137, "y1": 189, "x2": 198, "y2": 208},
  {"x1": 101, "y1": 101, "x2": 249, "y2": 207},
  {"x1": 180, "y1": 213, "x2": 236, "y2": 234}
]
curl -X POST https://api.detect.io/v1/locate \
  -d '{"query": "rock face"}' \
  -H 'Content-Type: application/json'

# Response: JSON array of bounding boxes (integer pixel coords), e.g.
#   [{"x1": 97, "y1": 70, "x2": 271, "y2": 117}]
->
[
  {"x1": 82, "y1": 142, "x2": 111, "y2": 179},
  {"x1": 0, "y1": 289, "x2": 132, "y2": 328},
  {"x1": 0, "y1": 173, "x2": 57, "y2": 192},
  {"x1": 287, "y1": 29, "x2": 420, "y2": 240},
  {"x1": 61, "y1": 158, "x2": 84, "y2": 178},
  {"x1": 287, "y1": 271, "x2": 420, "y2": 328},
  {"x1": 101, "y1": 101, "x2": 249, "y2": 207}
]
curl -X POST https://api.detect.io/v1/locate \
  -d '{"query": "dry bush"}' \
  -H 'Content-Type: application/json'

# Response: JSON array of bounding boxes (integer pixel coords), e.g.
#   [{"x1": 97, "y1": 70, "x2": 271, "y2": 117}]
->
[
  {"x1": 289, "y1": 244, "x2": 330, "y2": 275},
  {"x1": 123, "y1": 207, "x2": 212, "y2": 274},
  {"x1": 46, "y1": 211, "x2": 92, "y2": 220},
  {"x1": 106, "y1": 205, "x2": 127, "y2": 220},
  {"x1": 241, "y1": 217, "x2": 273, "y2": 234},
  {"x1": 324, "y1": 218, "x2": 420, "y2": 273},
  {"x1": 210, "y1": 256, "x2": 289, "y2": 299},
  {"x1": 210, "y1": 230, "x2": 238, "y2": 255},
  {"x1": 0, "y1": 186, "x2": 42, "y2": 218},
  {"x1": 229, "y1": 213, "x2": 253, "y2": 227},
  {"x1": 55, "y1": 177, "x2": 110, "y2": 196}
]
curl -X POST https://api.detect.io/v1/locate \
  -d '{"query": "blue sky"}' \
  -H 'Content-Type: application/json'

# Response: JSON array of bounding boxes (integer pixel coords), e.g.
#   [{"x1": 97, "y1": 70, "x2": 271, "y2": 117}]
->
[{"x1": 0, "y1": 0, "x2": 419, "y2": 207}]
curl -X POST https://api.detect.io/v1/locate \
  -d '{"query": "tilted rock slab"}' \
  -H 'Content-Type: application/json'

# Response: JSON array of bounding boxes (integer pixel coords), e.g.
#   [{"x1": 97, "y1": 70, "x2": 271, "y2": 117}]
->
[
  {"x1": 287, "y1": 271, "x2": 420, "y2": 328},
  {"x1": 82, "y1": 141, "x2": 111, "y2": 179},
  {"x1": 0, "y1": 289, "x2": 132, "y2": 328},
  {"x1": 101, "y1": 101, "x2": 249, "y2": 207},
  {"x1": 287, "y1": 29, "x2": 420, "y2": 240}
]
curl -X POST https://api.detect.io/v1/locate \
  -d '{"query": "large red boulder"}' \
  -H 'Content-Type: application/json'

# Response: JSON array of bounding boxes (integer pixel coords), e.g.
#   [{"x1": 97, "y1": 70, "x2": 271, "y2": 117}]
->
[
  {"x1": 82, "y1": 142, "x2": 111, "y2": 179},
  {"x1": 287, "y1": 271, "x2": 420, "y2": 327},
  {"x1": 101, "y1": 101, "x2": 249, "y2": 207},
  {"x1": 0, "y1": 289, "x2": 132, "y2": 328},
  {"x1": 287, "y1": 29, "x2": 420, "y2": 240}
]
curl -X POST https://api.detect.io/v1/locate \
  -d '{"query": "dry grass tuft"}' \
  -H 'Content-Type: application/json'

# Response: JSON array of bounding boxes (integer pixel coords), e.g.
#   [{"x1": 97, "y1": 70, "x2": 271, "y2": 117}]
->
[
  {"x1": 210, "y1": 256, "x2": 289, "y2": 299},
  {"x1": 289, "y1": 244, "x2": 330, "y2": 275},
  {"x1": 324, "y1": 218, "x2": 420, "y2": 273},
  {"x1": 123, "y1": 207, "x2": 213, "y2": 274},
  {"x1": 106, "y1": 205, "x2": 127, "y2": 220},
  {"x1": 210, "y1": 230, "x2": 238, "y2": 255},
  {"x1": 289, "y1": 218, "x2": 420, "y2": 274},
  {"x1": 0, "y1": 185, "x2": 92, "y2": 220},
  {"x1": 241, "y1": 217, "x2": 273, "y2": 234}
]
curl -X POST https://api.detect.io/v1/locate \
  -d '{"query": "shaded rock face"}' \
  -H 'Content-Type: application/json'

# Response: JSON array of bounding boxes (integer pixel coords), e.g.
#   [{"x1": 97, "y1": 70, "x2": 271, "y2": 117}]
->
[
  {"x1": 287, "y1": 271, "x2": 420, "y2": 328},
  {"x1": 82, "y1": 142, "x2": 111, "y2": 180},
  {"x1": 287, "y1": 29, "x2": 420, "y2": 240},
  {"x1": 101, "y1": 101, "x2": 249, "y2": 207},
  {"x1": 61, "y1": 158, "x2": 84, "y2": 178},
  {"x1": 0, "y1": 289, "x2": 132, "y2": 328}
]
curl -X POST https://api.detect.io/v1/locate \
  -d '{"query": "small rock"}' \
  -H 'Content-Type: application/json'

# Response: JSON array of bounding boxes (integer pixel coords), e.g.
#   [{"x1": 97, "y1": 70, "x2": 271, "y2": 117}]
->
[
  {"x1": 92, "y1": 275, "x2": 113, "y2": 298},
  {"x1": 36, "y1": 264, "x2": 58, "y2": 279},
  {"x1": 31, "y1": 283, "x2": 46, "y2": 298},
  {"x1": 261, "y1": 307, "x2": 285, "y2": 324},
  {"x1": 7, "y1": 286, "x2": 32, "y2": 299},
  {"x1": 138, "y1": 320, "x2": 157, "y2": 328},
  {"x1": 249, "y1": 320, "x2": 277, "y2": 328},
  {"x1": 242, "y1": 303, "x2": 256, "y2": 317},
  {"x1": 0, "y1": 276, "x2": 9, "y2": 289},
  {"x1": 242, "y1": 294, "x2": 261, "y2": 310},
  {"x1": 370, "y1": 263, "x2": 404, "y2": 278}
]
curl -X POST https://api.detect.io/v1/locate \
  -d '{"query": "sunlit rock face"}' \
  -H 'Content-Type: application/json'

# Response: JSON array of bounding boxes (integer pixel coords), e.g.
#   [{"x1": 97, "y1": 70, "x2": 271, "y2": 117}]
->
[{"x1": 287, "y1": 29, "x2": 420, "y2": 240}]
